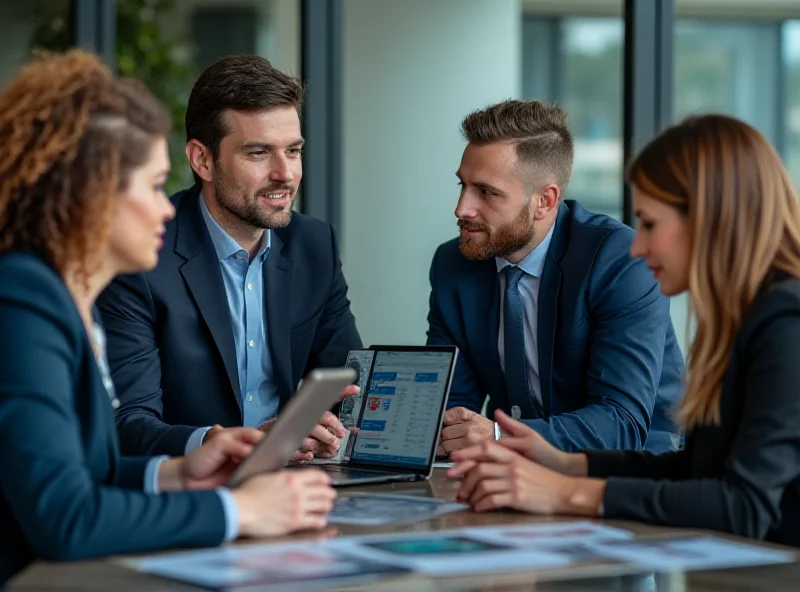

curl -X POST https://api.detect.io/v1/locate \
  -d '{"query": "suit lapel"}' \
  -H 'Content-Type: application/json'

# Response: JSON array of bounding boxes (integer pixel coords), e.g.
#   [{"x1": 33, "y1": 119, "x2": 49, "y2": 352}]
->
[
  {"x1": 264, "y1": 231, "x2": 295, "y2": 406},
  {"x1": 463, "y1": 260, "x2": 507, "y2": 409},
  {"x1": 537, "y1": 203, "x2": 570, "y2": 416},
  {"x1": 175, "y1": 191, "x2": 242, "y2": 409}
]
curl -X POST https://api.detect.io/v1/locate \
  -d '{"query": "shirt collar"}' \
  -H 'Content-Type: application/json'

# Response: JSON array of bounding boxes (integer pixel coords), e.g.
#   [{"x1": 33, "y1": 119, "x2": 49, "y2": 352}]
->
[
  {"x1": 199, "y1": 192, "x2": 271, "y2": 262},
  {"x1": 495, "y1": 222, "x2": 556, "y2": 278}
]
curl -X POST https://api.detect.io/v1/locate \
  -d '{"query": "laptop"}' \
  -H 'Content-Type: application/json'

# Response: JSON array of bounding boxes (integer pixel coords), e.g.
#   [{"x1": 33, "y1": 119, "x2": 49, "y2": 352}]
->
[{"x1": 314, "y1": 344, "x2": 458, "y2": 487}]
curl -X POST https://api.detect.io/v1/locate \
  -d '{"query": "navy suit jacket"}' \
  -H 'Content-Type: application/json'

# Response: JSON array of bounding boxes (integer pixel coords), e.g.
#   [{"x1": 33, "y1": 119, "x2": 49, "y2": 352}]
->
[
  {"x1": 97, "y1": 186, "x2": 362, "y2": 456},
  {"x1": 0, "y1": 252, "x2": 226, "y2": 586},
  {"x1": 427, "y1": 200, "x2": 684, "y2": 453}
]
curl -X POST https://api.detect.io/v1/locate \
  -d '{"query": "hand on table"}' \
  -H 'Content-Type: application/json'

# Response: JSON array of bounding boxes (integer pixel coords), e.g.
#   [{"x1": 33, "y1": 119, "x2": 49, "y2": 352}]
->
[
  {"x1": 436, "y1": 407, "x2": 494, "y2": 457},
  {"x1": 232, "y1": 469, "x2": 336, "y2": 537}
]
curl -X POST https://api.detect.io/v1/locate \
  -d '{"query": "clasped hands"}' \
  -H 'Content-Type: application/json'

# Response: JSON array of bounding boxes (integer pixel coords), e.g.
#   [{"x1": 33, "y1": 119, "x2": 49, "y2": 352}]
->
[{"x1": 442, "y1": 407, "x2": 605, "y2": 516}]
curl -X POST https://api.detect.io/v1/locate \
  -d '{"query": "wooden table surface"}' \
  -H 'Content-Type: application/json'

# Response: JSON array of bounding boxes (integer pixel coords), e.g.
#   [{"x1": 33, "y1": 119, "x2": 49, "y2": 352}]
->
[{"x1": 8, "y1": 469, "x2": 800, "y2": 591}]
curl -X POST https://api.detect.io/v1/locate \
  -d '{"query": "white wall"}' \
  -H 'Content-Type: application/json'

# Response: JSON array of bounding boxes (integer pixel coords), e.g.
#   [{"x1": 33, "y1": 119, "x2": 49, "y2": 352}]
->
[
  {"x1": 670, "y1": 293, "x2": 693, "y2": 358},
  {"x1": 341, "y1": 0, "x2": 522, "y2": 346}
]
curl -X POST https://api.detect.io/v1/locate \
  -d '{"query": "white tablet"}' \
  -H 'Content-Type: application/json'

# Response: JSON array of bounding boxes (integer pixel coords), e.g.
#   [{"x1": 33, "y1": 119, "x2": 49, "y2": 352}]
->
[{"x1": 227, "y1": 367, "x2": 357, "y2": 488}]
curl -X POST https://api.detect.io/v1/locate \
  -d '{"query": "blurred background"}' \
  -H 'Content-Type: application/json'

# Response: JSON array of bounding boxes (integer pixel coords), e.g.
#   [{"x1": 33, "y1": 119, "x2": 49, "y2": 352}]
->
[{"x1": 3, "y1": 0, "x2": 800, "y2": 356}]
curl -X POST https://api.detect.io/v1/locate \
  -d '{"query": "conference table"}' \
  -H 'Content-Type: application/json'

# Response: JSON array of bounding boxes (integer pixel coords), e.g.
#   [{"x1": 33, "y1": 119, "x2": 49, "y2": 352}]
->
[{"x1": 8, "y1": 469, "x2": 800, "y2": 591}]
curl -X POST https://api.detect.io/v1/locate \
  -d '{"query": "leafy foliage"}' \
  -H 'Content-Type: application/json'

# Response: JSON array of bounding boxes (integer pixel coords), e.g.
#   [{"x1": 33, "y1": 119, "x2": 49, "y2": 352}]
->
[{"x1": 31, "y1": 0, "x2": 197, "y2": 193}]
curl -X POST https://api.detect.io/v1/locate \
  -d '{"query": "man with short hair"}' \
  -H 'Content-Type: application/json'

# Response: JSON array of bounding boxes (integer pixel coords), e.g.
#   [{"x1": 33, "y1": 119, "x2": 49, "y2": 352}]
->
[
  {"x1": 428, "y1": 99, "x2": 683, "y2": 454},
  {"x1": 99, "y1": 55, "x2": 362, "y2": 457}
]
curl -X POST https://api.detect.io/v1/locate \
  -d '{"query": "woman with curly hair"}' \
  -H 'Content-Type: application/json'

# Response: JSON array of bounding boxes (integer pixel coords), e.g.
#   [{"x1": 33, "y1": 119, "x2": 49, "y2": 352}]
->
[
  {"x1": 0, "y1": 50, "x2": 335, "y2": 584},
  {"x1": 449, "y1": 113, "x2": 800, "y2": 546}
]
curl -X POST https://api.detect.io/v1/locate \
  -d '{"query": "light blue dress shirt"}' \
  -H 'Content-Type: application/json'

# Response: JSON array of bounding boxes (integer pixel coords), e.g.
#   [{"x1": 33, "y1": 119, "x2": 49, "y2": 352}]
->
[
  {"x1": 144, "y1": 457, "x2": 239, "y2": 541},
  {"x1": 495, "y1": 224, "x2": 555, "y2": 410},
  {"x1": 184, "y1": 196, "x2": 280, "y2": 453}
]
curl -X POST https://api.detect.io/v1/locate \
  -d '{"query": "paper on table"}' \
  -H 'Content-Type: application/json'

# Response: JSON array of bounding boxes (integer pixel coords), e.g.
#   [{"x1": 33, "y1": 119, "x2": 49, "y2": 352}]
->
[
  {"x1": 329, "y1": 493, "x2": 467, "y2": 525},
  {"x1": 122, "y1": 542, "x2": 410, "y2": 591},
  {"x1": 327, "y1": 530, "x2": 570, "y2": 576},
  {"x1": 587, "y1": 536, "x2": 797, "y2": 572},
  {"x1": 464, "y1": 520, "x2": 633, "y2": 548}
]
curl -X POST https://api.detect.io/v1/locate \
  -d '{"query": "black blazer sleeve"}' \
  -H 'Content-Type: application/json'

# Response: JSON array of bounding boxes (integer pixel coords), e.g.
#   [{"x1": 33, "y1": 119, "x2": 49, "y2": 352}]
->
[
  {"x1": 0, "y1": 263, "x2": 226, "y2": 561},
  {"x1": 590, "y1": 287, "x2": 800, "y2": 540},
  {"x1": 586, "y1": 449, "x2": 689, "y2": 481}
]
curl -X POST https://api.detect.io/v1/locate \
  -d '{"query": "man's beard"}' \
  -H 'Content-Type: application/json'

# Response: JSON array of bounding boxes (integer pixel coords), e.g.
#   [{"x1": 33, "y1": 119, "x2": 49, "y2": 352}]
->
[
  {"x1": 214, "y1": 163, "x2": 296, "y2": 229},
  {"x1": 458, "y1": 199, "x2": 535, "y2": 261}
]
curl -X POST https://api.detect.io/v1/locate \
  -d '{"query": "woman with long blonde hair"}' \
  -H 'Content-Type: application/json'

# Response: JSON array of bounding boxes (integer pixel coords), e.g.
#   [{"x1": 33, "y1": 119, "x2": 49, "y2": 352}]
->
[{"x1": 449, "y1": 113, "x2": 800, "y2": 545}]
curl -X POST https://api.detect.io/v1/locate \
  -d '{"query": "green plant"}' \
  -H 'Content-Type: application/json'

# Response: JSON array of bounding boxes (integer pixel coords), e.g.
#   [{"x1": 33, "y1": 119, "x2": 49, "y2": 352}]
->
[{"x1": 31, "y1": 0, "x2": 197, "y2": 193}]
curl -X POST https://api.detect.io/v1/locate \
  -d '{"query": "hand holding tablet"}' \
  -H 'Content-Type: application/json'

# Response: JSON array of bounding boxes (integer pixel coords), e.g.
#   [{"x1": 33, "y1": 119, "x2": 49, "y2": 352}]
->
[{"x1": 227, "y1": 367, "x2": 357, "y2": 488}]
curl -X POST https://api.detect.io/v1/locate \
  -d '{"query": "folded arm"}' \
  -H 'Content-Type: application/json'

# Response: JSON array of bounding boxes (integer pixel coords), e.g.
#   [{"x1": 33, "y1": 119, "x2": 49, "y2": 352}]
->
[{"x1": 523, "y1": 229, "x2": 672, "y2": 452}]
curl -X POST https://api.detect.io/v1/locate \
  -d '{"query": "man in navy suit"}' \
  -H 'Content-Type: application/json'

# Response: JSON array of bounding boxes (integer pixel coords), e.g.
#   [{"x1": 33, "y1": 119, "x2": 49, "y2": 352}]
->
[
  {"x1": 428, "y1": 100, "x2": 684, "y2": 454},
  {"x1": 98, "y1": 56, "x2": 362, "y2": 457}
]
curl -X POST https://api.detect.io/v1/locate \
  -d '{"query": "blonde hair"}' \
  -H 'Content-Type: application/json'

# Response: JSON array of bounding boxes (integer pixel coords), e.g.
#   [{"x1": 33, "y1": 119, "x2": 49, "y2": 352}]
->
[{"x1": 627, "y1": 114, "x2": 800, "y2": 429}]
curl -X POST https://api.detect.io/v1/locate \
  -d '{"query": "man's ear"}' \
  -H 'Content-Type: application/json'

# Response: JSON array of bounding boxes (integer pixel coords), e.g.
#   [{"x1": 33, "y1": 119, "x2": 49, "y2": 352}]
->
[
  {"x1": 541, "y1": 184, "x2": 560, "y2": 210},
  {"x1": 185, "y1": 140, "x2": 214, "y2": 184},
  {"x1": 533, "y1": 184, "x2": 560, "y2": 220}
]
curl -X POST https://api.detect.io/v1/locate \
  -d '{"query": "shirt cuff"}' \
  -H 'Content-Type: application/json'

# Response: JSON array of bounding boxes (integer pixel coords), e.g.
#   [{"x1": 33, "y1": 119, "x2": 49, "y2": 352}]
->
[
  {"x1": 215, "y1": 488, "x2": 240, "y2": 542},
  {"x1": 185, "y1": 426, "x2": 213, "y2": 455},
  {"x1": 144, "y1": 455, "x2": 170, "y2": 494}
]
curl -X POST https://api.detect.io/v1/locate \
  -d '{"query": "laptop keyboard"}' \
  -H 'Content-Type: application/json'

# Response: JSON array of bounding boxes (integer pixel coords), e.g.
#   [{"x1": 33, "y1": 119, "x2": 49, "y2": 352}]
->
[{"x1": 321, "y1": 466, "x2": 396, "y2": 480}]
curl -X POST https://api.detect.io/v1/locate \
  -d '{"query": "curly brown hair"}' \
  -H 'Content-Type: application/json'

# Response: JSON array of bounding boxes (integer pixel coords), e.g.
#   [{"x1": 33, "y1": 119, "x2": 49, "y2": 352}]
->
[{"x1": 0, "y1": 49, "x2": 171, "y2": 283}]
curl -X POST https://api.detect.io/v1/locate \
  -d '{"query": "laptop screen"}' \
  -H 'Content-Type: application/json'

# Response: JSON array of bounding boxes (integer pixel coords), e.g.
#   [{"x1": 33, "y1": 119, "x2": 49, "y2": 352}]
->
[{"x1": 350, "y1": 349, "x2": 454, "y2": 469}]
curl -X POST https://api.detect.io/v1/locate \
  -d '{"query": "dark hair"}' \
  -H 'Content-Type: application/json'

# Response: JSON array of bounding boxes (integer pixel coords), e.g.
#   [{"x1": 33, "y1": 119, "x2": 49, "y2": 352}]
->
[
  {"x1": 185, "y1": 55, "x2": 305, "y2": 184},
  {"x1": 0, "y1": 49, "x2": 171, "y2": 284},
  {"x1": 461, "y1": 99, "x2": 574, "y2": 196}
]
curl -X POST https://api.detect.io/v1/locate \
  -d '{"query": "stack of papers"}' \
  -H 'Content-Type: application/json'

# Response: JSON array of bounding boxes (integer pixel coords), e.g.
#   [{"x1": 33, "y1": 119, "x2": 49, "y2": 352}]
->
[{"x1": 125, "y1": 521, "x2": 798, "y2": 589}]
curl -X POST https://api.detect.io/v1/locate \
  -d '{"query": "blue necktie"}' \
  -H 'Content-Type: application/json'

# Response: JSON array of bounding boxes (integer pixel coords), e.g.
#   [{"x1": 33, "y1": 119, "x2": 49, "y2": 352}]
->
[{"x1": 503, "y1": 266, "x2": 539, "y2": 419}]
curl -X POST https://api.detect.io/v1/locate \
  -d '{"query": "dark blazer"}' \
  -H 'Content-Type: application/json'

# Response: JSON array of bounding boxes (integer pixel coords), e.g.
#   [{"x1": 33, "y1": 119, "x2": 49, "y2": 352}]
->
[
  {"x1": 427, "y1": 200, "x2": 684, "y2": 453},
  {"x1": 588, "y1": 276, "x2": 800, "y2": 546},
  {"x1": 97, "y1": 186, "x2": 362, "y2": 456},
  {"x1": 0, "y1": 252, "x2": 226, "y2": 586}
]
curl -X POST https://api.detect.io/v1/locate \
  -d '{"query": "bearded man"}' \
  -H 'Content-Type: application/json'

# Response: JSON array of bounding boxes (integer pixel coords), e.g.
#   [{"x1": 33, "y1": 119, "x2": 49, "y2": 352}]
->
[
  {"x1": 98, "y1": 56, "x2": 362, "y2": 457},
  {"x1": 427, "y1": 100, "x2": 684, "y2": 454}
]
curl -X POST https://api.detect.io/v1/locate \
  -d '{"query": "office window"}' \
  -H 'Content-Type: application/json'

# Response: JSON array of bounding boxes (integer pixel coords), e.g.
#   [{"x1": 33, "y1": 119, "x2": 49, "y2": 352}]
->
[
  {"x1": 674, "y1": 18, "x2": 800, "y2": 191},
  {"x1": 0, "y1": 1, "x2": 70, "y2": 88},
  {"x1": 786, "y1": 21, "x2": 800, "y2": 191},
  {"x1": 523, "y1": 17, "x2": 624, "y2": 220},
  {"x1": 674, "y1": 21, "x2": 781, "y2": 145}
]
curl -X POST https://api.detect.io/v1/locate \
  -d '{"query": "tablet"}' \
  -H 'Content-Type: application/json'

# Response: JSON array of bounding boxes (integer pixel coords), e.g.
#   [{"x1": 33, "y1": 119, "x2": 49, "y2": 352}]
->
[{"x1": 227, "y1": 367, "x2": 357, "y2": 488}]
